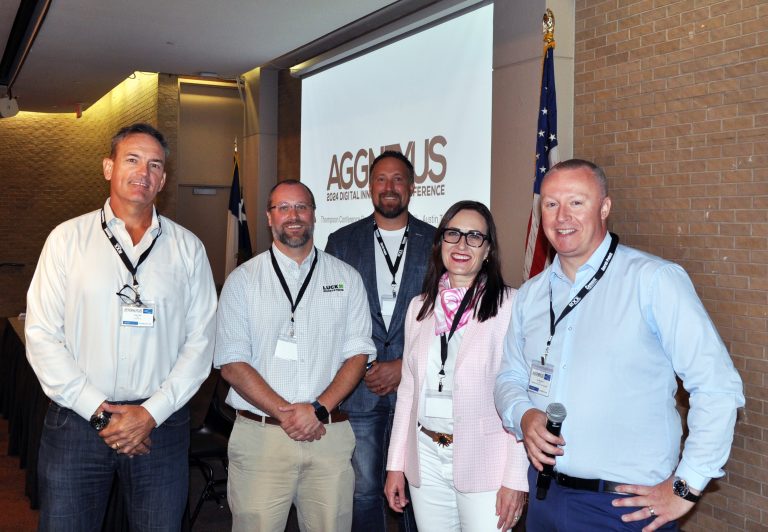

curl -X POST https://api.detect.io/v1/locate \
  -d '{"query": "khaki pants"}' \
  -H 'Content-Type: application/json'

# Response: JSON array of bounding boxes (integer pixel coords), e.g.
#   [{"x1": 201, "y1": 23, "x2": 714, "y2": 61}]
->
[{"x1": 228, "y1": 415, "x2": 356, "y2": 532}]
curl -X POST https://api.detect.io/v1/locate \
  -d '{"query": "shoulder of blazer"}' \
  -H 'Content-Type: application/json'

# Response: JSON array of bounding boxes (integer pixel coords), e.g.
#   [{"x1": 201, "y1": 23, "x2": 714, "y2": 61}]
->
[
  {"x1": 407, "y1": 215, "x2": 437, "y2": 240},
  {"x1": 327, "y1": 215, "x2": 375, "y2": 250}
]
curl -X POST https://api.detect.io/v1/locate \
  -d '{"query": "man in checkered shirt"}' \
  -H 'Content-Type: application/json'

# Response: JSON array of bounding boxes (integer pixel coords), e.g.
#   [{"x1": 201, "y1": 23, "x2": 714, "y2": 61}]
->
[{"x1": 215, "y1": 179, "x2": 376, "y2": 532}]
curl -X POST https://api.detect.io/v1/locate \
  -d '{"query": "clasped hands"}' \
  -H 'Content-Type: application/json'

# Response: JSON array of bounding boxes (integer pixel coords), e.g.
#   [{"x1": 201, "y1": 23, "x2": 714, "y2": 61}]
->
[
  {"x1": 278, "y1": 402, "x2": 326, "y2": 442},
  {"x1": 96, "y1": 402, "x2": 155, "y2": 457},
  {"x1": 364, "y1": 359, "x2": 401, "y2": 396}
]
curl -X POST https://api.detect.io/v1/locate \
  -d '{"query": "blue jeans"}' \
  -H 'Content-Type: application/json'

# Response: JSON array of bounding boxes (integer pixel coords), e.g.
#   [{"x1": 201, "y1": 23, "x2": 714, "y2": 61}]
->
[
  {"x1": 37, "y1": 402, "x2": 189, "y2": 532},
  {"x1": 348, "y1": 401, "x2": 417, "y2": 532},
  {"x1": 526, "y1": 466, "x2": 679, "y2": 531}
]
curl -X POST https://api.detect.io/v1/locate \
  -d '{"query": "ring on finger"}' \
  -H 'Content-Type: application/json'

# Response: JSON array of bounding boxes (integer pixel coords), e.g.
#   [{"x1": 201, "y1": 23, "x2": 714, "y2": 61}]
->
[{"x1": 648, "y1": 506, "x2": 656, "y2": 517}]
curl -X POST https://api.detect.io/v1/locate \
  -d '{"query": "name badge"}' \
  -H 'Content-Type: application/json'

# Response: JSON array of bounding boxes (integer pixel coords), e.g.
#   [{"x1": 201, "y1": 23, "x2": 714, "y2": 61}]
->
[
  {"x1": 121, "y1": 305, "x2": 155, "y2": 327},
  {"x1": 380, "y1": 295, "x2": 396, "y2": 317},
  {"x1": 529, "y1": 361, "x2": 554, "y2": 396},
  {"x1": 425, "y1": 389, "x2": 452, "y2": 418},
  {"x1": 274, "y1": 335, "x2": 298, "y2": 361}
]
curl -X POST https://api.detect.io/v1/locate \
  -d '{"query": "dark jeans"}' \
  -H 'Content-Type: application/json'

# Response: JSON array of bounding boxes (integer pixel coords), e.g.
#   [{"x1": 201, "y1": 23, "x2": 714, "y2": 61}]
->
[
  {"x1": 526, "y1": 466, "x2": 679, "y2": 531},
  {"x1": 38, "y1": 402, "x2": 189, "y2": 532},
  {"x1": 348, "y1": 401, "x2": 417, "y2": 532}
]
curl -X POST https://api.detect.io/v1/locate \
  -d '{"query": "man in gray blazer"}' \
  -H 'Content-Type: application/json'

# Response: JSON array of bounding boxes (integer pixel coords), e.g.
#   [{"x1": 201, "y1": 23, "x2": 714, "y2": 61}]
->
[{"x1": 326, "y1": 151, "x2": 435, "y2": 532}]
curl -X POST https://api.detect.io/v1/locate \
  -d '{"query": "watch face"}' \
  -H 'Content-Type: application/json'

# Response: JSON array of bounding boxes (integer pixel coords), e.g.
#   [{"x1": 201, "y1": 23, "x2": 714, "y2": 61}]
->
[
  {"x1": 90, "y1": 411, "x2": 111, "y2": 431},
  {"x1": 315, "y1": 406, "x2": 329, "y2": 422},
  {"x1": 673, "y1": 479, "x2": 688, "y2": 497},
  {"x1": 673, "y1": 478, "x2": 700, "y2": 502}
]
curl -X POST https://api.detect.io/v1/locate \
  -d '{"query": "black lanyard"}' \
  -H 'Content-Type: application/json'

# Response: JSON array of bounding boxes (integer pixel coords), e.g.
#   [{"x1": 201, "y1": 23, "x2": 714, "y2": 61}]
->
[
  {"x1": 100, "y1": 208, "x2": 162, "y2": 289},
  {"x1": 269, "y1": 247, "x2": 318, "y2": 337},
  {"x1": 438, "y1": 285, "x2": 475, "y2": 392},
  {"x1": 542, "y1": 232, "x2": 619, "y2": 365},
  {"x1": 373, "y1": 222, "x2": 409, "y2": 297}
]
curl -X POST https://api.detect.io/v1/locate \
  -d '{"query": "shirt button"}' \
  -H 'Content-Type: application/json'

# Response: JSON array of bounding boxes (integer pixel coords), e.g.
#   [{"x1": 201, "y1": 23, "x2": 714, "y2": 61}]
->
[{"x1": 568, "y1": 326, "x2": 573, "y2": 331}]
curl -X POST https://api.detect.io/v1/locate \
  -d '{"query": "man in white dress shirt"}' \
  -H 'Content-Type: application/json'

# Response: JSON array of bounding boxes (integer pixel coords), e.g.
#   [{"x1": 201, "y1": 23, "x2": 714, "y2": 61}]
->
[{"x1": 25, "y1": 123, "x2": 217, "y2": 531}]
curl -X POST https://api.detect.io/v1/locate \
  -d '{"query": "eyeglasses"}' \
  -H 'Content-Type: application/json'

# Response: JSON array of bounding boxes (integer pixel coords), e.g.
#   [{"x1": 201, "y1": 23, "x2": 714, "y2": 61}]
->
[
  {"x1": 442, "y1": 228, "x2": 488, "y2": 248},
  {"x1": 116, "y1": 284, "x2": 144, "y2": 306},
  {"x1": 269, "y1": 203, "x2": 313, "y2": 214}
]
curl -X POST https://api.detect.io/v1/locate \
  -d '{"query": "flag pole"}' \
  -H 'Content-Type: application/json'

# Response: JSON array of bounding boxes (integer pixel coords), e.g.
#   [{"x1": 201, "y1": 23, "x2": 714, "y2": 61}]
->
[{"x1": 522, "y1": 9, "x2": 559, "y2": 281}]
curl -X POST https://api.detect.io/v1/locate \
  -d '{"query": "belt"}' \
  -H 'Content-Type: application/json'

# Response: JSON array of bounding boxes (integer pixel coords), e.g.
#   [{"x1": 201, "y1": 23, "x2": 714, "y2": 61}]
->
[
  {"x1": 419, "y1": 426, "x2": 453, "y2": 447},
  {"x1": 554, "y1": 472, "x2": 623, "y2": 494},
  {"x1": 237, "y1": 407, "x2": 348, "y2": 425}
]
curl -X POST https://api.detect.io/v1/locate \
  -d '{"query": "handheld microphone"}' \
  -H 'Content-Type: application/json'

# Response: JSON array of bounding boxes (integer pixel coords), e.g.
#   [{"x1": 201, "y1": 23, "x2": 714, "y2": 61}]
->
[{"x1": 535, "y1": 402, "x2": 567, "y2": 500}]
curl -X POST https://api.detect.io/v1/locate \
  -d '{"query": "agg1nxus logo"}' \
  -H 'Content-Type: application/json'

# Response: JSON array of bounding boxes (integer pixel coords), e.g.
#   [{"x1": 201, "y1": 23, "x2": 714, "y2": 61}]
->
[{"x1": 326, "y1": 136, "x2": 447, "y2": 202}]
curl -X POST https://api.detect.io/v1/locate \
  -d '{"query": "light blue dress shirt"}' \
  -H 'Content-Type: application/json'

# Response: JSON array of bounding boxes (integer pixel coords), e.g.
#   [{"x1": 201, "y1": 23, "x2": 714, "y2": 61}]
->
[{"x1": 495, "y1": 233, "x2": 744, "y2": 491}]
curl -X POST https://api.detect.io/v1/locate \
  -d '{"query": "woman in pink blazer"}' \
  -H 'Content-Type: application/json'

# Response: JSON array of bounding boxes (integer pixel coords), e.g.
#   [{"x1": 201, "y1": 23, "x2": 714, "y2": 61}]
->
[{"x1": 385, "y1": 201, "x2": 528, "y2": 531}]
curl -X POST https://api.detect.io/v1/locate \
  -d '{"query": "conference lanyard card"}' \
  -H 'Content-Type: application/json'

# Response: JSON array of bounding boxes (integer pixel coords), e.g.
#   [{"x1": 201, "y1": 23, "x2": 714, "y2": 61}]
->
[
  {"x1": 120, "y1": 304, "x2": 155, "y2": 328},
  {"x1": 274, "y1": 335, "x2": 298, "y2": 361},
  {"x1": 425, "y1": 389, "x2": 452, "y2": 418},
  {"x1": 380, "y1": 295, "x2": 396, "y2": 318},
  {"x1": 528, "y1": 362, "x2": 554, "y2": 397}
]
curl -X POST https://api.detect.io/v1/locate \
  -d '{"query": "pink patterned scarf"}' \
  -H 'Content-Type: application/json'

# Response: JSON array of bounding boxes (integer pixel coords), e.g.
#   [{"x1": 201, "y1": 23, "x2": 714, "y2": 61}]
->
[{"x1": 433, "y1": 273, "x2": 476, "y2": 336}]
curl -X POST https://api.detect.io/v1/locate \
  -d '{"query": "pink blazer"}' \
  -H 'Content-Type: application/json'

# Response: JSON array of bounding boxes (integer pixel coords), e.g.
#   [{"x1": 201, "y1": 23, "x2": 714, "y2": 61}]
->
[{"x1": 386, "y1": 289, "x2": 528, "y2": 493}]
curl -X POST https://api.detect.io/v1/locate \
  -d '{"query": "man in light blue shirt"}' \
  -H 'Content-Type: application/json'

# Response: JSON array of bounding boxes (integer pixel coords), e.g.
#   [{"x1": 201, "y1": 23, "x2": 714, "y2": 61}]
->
[{"x1": 495, "y1": 159, "x2": 744, "y2": 531}]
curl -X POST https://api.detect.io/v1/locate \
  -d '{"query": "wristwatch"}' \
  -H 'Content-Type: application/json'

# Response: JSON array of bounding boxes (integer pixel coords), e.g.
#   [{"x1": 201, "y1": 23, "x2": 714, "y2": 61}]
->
[
  {"x1": 89, "y1": 411, "x2": 112, "y2": 431},
  {"x1": 672, "y1": 477, "x2": 701, "y2": 503},
  {"x1": 312, "y1": 400, "x2": 329, "y2": 422}
]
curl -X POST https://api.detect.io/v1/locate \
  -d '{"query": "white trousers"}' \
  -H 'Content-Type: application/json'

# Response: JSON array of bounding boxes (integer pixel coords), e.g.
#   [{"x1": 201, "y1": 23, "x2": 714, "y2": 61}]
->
[{"x1": 408, "y1": 430, "x2": 502, "y2": 532}]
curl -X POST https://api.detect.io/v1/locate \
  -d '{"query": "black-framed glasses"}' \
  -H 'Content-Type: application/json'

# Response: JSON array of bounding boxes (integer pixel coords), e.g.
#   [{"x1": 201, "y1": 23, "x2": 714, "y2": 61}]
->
[
  {"x1": 116, "y1": 284, "x2": 144, "y2": 306},
  {"x1": 268, "y1": 202, "x2": 313, "y2": 214},
  {"x1": 442, "y1": 228, "x2": 488, "y2": 248}
]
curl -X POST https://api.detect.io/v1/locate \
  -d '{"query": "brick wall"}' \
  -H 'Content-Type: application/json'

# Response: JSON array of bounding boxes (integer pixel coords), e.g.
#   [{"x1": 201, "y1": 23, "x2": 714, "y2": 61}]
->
[
  {"x1": 574, "y1": 0, "x2": 767, "y2": 529},
  {"x1": 0, "y1": 72, "x2": 179, "y2": 317}
]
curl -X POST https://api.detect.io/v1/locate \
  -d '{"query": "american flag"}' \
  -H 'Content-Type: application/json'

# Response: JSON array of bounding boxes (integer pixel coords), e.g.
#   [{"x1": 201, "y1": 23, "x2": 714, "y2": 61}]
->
[{"x1": 523, "y1": 44, "x2": 559, "y2": 280}]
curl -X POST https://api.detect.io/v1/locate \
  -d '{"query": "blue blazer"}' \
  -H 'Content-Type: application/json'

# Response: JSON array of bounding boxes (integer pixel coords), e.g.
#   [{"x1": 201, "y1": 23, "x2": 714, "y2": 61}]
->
[{"x1": 326, "y1": 213, "x2": 436, "y2": 411}]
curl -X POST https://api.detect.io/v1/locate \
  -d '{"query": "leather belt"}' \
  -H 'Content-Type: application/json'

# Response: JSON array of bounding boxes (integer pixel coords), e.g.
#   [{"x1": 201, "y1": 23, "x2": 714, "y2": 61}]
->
[
  {"x1": 237, "y1": 407, "x2": 348, "y2": 425},
  {"x1": 420, "y1": 426, "x2": 453, "y2": 447},
  {"x1": 554, "y1": 472, "x2": 623, "y2": 493}
]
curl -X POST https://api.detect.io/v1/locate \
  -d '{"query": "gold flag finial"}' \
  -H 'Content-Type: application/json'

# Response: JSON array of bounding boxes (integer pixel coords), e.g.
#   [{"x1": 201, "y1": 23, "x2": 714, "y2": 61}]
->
[{"x1": 543, "y1": 9, "x2": 555, "y2": 44}]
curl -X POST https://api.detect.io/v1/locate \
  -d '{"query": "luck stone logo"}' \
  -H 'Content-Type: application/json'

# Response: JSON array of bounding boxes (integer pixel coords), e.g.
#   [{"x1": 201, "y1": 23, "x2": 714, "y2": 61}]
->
[{"x1": 323, "y1": 283, "x2": 345, "y2": 293}]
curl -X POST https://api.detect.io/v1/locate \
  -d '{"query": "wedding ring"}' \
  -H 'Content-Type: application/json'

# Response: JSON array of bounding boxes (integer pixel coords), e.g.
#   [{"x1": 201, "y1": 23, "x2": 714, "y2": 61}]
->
[{"x1": 648, "y1": 506, "x2": 656, "y2": 517}]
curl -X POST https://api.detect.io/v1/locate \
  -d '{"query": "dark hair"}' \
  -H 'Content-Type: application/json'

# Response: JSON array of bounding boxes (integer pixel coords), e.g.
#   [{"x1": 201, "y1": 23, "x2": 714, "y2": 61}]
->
[
  {"x1": 370, "y1": 150, "x2": 415, "y2": 184},
  {"x1": 110, "y1": 123, "x2": 169, "y2": 158},
  {"x1": 545, "y1": 158, "x2": 608, "y2": 198},
  {"x1": 417, "y1": 200, "x2": 507, "y2": 323},
  {"x1": 266, "y1": 179, "x2": 316, "y2": 210}
]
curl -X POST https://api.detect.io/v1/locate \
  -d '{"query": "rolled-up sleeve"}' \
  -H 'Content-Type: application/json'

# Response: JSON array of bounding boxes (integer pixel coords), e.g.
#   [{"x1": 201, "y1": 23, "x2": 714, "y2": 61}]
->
[{"x1": 340, "y1": 270, "x2": 376, "y2": 362}]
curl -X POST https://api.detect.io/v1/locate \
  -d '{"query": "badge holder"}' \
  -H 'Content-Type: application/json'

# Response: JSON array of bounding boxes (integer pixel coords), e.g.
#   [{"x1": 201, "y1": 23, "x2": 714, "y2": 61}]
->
[
  {"x1": 424, "y1": 389, "x2": 452, "y2": 418},
  {"x1": 121, "y1": 303, "x2": 155, "y2": 327},
  {"x1": 380, "y1": 294, "x2": 396, "y2": 318}
]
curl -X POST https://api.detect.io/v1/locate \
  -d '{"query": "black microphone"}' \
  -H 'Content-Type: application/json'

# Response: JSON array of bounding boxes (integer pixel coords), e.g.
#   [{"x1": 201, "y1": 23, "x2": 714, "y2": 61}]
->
[{"x1": 535, "y1": 402, "x2": 567, "y2": 500}]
